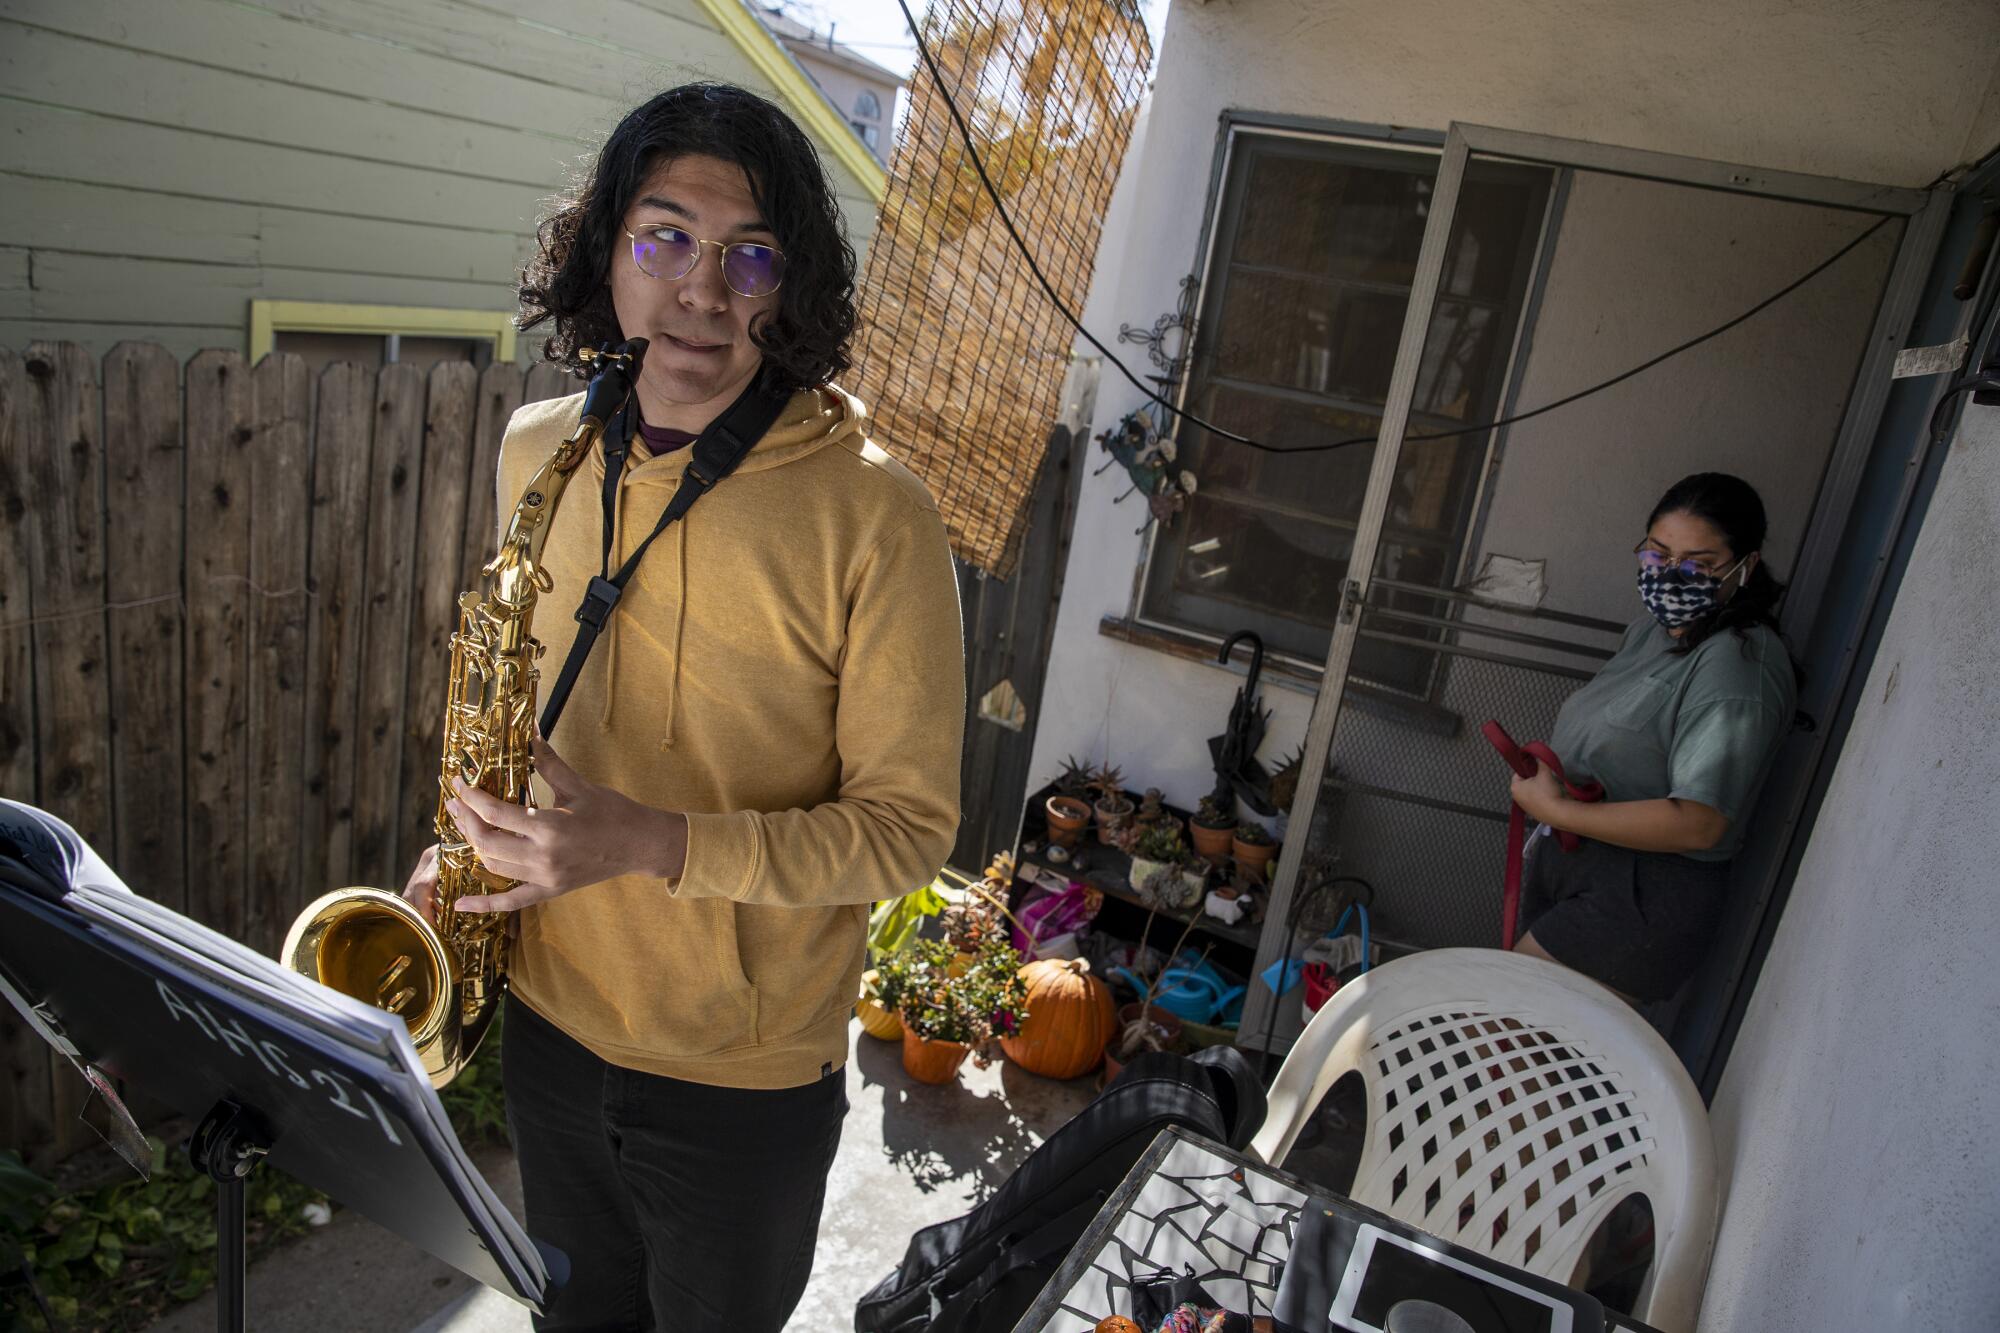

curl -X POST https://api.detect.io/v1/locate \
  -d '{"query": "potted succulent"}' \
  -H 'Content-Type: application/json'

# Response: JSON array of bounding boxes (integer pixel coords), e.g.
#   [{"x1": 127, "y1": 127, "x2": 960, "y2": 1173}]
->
[
  {"x1": 1053, "y1": 754, "x2": 1096, "y2": 802},
  {"x1": 876, "y1": 934, "x2": 1030, "y2": 1084},
  {"x1": 1189, "y1": 794, "x2": 1238, "y2": 860},
  {"x1": 1167, "y1": 855, "x2": 1212, "y2": 912},
  {"x1": 1231, "y1": 820, "x2": 1279, "y2": 879},
  {"x1": 1044, "y1": 756, "x2": 1097, "y2": 849},
  {"x1": 1124, "y1": 819, "x2": 1187, "y2": 898},
  {"x1": 1088, "y1": 764, "x2": 1134, "y2": 845},
  {"x1": 1044, "y1": 793, "x2": 1092, "y2": 848}
]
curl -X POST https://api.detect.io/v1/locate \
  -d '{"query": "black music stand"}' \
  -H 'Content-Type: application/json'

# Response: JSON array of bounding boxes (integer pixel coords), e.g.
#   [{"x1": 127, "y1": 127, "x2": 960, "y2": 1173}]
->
[{"x1": 0, "y1": 802, "x2": 563, "y2": 1333}]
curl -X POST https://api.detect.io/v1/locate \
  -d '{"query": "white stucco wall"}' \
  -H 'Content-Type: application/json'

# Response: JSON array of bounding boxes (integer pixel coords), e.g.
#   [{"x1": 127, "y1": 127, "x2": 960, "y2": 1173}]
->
[
  {"x1": 1026, "y1": 0, "x2": 1996, "y2": 816},
  {"x1": 1697, "y1": 402, "x2": 2000, "y2": 1329}
]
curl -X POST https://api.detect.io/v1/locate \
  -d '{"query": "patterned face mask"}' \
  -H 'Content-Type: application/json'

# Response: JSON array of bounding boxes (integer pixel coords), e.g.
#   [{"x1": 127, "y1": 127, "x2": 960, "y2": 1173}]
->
[{"x1": 1636, "y1": 556, "x2": 1747, "y2": 629}]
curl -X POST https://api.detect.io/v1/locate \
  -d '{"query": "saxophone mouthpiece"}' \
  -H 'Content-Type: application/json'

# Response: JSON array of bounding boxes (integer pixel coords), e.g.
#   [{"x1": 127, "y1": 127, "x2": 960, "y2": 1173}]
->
[{"x1": 576, "y1": 339, "x2": 650, "y2": 428}]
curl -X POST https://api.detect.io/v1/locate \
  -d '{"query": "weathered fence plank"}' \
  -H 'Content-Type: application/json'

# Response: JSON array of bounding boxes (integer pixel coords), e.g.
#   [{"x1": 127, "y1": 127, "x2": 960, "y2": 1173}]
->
[
  {"x1": 297, "y1": 363, "x2": 376, "y2": 897},
  {"x1": 0, "y1": 347, "x2": 57, "y2": 1167},
  {"x1": 184, "y1": 350, "x2": 254, "y2": 942},
  {"x1": 101, "y1": 341, "x2": 187, "y2": 915},
  {"x1": 524, "y1": 361, "x2": 572, "y2": 405},
  {"x1": 400, "y1": 361, "x2": 476, "y2": 868},
  {"x1": 246, "y1": 353, "x2": 313, "y2": 950},
  {"x1": 462, "y1": 363, "x2": 525, "y2": 586},
  {"x1": 0, "y1": 351, "x2": 34, "y2": 805},
  {"x1": 350, "y1": 363, "x2": 424, "y2": 889},
  {"x1": 19, "y1": 341, "x2": 111, "y2": 1159}
]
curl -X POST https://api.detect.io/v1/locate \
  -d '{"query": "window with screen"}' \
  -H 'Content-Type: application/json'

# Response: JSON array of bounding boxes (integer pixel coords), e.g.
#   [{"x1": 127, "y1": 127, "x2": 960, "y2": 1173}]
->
[{"x1": 1139, "y1": 133, "x2": 1552, "y2": 696}]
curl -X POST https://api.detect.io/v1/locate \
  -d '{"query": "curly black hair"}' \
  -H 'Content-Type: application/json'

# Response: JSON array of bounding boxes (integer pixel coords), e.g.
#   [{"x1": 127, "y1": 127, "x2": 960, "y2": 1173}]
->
[{"x1": 518, "y1": 83, "x2": 858, "y2": 393}]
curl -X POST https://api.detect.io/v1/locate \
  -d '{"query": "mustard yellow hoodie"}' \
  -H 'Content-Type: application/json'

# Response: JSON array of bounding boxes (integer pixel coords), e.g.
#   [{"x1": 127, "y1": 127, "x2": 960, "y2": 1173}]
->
[{"x1": 493, "y1": 383, "x2": 964, "y2": 1088}]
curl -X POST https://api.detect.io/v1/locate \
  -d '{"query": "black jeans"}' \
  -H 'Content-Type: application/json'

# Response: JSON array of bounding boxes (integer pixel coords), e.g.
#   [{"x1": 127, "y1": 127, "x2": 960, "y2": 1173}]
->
[{"x1": 501, "y1": 996, "x2": 849, "y2": 1332}]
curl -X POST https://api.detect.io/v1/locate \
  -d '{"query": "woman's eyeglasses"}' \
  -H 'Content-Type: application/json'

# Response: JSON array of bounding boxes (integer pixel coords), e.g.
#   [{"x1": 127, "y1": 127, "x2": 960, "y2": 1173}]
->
[
  {"x1": 626, "y1": 225, "x2": 785, "y2": 298},
  {"x1": 1635, "y1": 543, "x2": 1743, "y2": 580}
]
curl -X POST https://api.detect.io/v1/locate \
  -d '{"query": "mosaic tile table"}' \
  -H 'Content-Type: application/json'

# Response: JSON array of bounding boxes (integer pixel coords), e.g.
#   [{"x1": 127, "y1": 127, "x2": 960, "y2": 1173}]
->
[{"x1": 1010, "y1": 1126, "x2": 1663, "y2": 1333}]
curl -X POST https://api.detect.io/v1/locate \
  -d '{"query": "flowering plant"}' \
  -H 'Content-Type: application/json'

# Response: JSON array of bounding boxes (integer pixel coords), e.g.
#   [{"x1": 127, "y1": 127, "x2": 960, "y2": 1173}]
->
[{"x1": 874, "y1": 934, "x2": 1030, "y2": 1058}]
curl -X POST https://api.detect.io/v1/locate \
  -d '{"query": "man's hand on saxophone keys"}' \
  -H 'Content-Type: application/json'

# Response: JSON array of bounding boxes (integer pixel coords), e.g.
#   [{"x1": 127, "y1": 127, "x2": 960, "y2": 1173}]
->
[
  {"x1": 445, "y1": 734, "x2": 691, "y2": 912},
  {"x1": 401, "y1": 842, "x2": 441, "y2": 925}
]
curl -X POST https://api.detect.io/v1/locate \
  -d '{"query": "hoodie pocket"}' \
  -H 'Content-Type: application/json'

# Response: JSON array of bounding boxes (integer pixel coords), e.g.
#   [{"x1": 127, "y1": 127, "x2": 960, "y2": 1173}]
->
[
  {"x1": 514, "y1": 882, "x2": 762, "y2": 1060},
  {"x1": 734, "y1": 900, "x2": 866, "y2": 1044}
]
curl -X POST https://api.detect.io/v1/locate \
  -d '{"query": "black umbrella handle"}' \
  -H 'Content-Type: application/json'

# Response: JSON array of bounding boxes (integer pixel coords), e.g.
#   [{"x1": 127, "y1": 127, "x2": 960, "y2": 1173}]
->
[{"x1": 1219, "y1": 630, "x2": 1265, "y2": 697}]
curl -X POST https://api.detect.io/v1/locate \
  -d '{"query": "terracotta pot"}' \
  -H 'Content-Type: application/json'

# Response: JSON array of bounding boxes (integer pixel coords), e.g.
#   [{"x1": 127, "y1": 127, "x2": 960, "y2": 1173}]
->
[
  {"x1": 1100, "y1": 1004, "x2": 1182, "y2": 1089},
  {"x1": 856, "y1": 968, "x2": 902, "y2": 1041},
  {"x1": 1190, "y1": 819, "x2": 1236, "y2": 859},
  {"x1": 900, "y1": 1023, "x2": 971, "y2": 1084},
  {"x1": 1100, "y1": 1037, "x2": 1125, "y2": 1088},
  {"x1": 1116, "y1": 1002, "x2": 1183, "y2": 1046},
  {"x1": 1231, "y1": 833, "x2": 1278, "y2": 878},
  {"x1": 1044, "y1": 795, "x2": 1093, "y2": 848}
]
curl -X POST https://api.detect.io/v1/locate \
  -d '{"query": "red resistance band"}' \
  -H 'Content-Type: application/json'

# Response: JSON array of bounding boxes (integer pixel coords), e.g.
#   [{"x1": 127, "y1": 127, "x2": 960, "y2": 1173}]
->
[{"x1": 1481, "y1": 720, "x2": 1604, "y2": 949}]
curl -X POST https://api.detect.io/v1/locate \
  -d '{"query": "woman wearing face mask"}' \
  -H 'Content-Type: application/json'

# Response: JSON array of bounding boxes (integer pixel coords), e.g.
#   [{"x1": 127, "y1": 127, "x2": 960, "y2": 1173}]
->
[{"x1": 1510, "y1": 472, "x2": 1799, "y2": 1002}]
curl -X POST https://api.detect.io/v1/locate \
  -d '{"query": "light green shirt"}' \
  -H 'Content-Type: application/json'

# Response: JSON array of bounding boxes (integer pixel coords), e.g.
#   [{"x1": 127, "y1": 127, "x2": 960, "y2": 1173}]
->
[{"x1": 1548, "y1": 617, "x2": 1797, "y2": 861}]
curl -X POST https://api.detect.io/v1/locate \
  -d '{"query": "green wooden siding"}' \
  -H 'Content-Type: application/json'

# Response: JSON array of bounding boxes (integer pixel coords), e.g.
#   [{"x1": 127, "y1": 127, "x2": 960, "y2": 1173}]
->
[{"x1": 0, "y1": 0, "x2": 881, "y2": 363}]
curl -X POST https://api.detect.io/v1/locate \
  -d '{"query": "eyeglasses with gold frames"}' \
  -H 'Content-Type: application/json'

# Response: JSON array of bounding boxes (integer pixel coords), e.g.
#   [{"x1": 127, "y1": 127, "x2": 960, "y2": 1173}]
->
[{"x1": 625, "y1": 224, "x2": 785, "y2": 298}]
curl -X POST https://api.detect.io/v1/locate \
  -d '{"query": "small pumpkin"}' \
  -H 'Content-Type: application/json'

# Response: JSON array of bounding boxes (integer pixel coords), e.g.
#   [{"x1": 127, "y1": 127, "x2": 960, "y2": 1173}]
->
[
  {"x1": 1000, "y1": 957, "x2": 1117, "y2": 1079},
  {"x1": 856, "y1": 968, "x2": 903, "y2": 1041}
]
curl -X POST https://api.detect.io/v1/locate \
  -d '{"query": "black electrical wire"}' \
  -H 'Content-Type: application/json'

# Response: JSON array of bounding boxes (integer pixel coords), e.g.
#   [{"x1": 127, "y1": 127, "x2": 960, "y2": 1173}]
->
[{"x1": 893, "y1": 0, "x2": 1902, "y2": 458}]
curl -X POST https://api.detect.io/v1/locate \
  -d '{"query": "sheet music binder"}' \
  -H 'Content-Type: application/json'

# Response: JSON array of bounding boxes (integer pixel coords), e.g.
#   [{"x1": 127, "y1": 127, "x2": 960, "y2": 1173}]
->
[{"x1": 0, "y1": 799, "x2": 563, "y2": 1331}]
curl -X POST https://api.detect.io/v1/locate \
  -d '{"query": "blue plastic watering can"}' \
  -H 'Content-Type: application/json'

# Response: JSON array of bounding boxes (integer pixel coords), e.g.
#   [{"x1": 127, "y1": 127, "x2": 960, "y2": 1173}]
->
[{"x1": 1111, "y1": 957, "x2": 1246, "y2": 1027}]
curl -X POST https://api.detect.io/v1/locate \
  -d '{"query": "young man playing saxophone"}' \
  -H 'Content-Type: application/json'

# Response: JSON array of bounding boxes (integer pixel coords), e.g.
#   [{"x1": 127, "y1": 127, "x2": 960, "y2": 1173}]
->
[{"x1": 402, "y1": 83, "x2": 964, "y2": 1331}]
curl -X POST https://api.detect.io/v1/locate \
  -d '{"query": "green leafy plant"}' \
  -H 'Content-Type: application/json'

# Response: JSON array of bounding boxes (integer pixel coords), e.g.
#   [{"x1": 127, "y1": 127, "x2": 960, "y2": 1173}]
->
[
  {"x1": 439, "y1": 1007, "x2": 511, "y2": 1151},
  {"x1": 866, "y1": 877, "x2": 950, "y2": 964},
  {"x1": 874, "y1": 935, "x2": 1029, "y2": 1058},
  {"x1": 1233, "y1": 822, "x2": 1275, "y2": 847},
  {"x1": 0, "y1": 1015, "x2": 510, "y2": 1331},
  {"x1": 1, "y1": 1140, "x2": 328, "y2": 1331}
]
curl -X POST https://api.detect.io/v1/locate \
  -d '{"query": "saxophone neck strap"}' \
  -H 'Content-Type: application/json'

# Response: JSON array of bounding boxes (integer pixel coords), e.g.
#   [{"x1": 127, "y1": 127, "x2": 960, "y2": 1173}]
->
[{"x1": 540, "y1": 377, "x2": 791, "y2": 738}]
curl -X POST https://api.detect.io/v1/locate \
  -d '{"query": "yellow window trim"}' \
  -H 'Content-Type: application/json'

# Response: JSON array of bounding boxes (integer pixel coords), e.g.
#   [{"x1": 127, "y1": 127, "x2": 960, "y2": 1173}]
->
[
  {"x1": 248, "y1": 300, "x2": 518, "y2": 364},
  {"x1": 692, "y1": 0, "x2": 889, "y2": 203}
]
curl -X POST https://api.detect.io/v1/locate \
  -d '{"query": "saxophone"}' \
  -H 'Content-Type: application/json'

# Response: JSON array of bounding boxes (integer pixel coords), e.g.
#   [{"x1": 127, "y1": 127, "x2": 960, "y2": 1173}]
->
[{"x1": 282, "y1": 339, "x2": 648, "y2": 1087}]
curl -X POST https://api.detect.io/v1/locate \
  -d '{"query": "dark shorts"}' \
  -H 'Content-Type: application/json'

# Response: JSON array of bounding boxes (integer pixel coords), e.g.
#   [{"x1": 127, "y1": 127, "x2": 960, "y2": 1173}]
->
[{"x1": 1518, "y1": 836, "x2": 1731, "y2": 1000}]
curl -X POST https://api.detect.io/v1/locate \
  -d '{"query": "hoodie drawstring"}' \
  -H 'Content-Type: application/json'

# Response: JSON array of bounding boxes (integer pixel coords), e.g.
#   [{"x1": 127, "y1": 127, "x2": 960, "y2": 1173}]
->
[{"x1": 662, "y1": 519, "x2": 687, "y2": 750}]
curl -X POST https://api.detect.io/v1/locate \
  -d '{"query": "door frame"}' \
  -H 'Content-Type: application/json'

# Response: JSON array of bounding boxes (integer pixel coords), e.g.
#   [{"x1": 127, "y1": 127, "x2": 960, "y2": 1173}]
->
[{"x1": 1241, "y1": 121, "x2": 1949, "y2": 1052}]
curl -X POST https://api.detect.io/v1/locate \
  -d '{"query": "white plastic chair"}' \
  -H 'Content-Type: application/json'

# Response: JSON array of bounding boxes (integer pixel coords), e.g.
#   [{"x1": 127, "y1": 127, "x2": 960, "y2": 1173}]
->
[{"x1": 1249, "y1": 948, "x2": 1717, "y2": 1333}]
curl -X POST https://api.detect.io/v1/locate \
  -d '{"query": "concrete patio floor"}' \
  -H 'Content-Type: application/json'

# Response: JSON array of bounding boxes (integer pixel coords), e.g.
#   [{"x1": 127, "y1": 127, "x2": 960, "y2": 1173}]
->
[{"x1": 144, "y1": 1022, "x2": 1103, "y2": 1332}]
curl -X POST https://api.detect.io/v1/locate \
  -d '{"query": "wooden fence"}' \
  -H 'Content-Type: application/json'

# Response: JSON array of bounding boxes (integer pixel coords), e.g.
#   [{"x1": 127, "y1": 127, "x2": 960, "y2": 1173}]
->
[
  {"x1": 0, "y1": 339, "x2": 1075, "y2": 1169},
  {"x1": 0, "y1": 342, "x2": 574, "y2": 1167}
]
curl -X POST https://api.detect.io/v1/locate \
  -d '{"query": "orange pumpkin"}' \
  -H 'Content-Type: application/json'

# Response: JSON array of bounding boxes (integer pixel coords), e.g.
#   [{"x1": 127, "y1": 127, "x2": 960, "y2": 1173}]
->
[{"x1": 1000, "y1": 957, "x2": 1117, "y2": 1079}]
